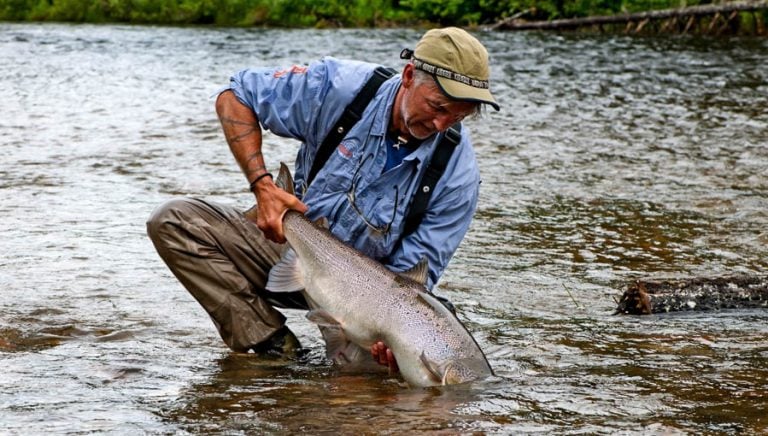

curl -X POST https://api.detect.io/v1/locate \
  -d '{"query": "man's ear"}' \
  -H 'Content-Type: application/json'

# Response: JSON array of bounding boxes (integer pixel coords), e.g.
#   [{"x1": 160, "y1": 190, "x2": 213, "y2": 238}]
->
[{"x1": 401, "y1": 63, "x2": 415, "y2": 88}]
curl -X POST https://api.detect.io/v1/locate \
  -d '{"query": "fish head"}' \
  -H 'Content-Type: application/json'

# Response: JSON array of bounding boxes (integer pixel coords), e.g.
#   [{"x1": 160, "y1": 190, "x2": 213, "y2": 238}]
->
[
  {"x1": 441, "y1": 360, "x2": 482, "y2": 385},
  {"x1": 420, "y1": 352, "x2": 492, "y2": 386}
]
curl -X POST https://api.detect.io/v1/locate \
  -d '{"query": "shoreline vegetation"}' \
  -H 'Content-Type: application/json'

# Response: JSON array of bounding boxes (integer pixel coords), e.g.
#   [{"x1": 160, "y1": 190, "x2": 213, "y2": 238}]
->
[{"x1": 1, "y1": 0, "x2": 766, "y2": 34}]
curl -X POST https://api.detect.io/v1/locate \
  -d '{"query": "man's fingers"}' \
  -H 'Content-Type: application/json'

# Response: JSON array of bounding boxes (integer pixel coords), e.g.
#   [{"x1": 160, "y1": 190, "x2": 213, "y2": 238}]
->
[
  {"x1": 371, "y1": 342, "x2": 388, "y2": 366},
  {"x1": 370, "y1": 342, "x2": 398, "y2": 373},
  {"x1": 288, "y1": 197, "x2": 309, "y2": 215},
  {"x1": 377, "y1": 343, "x2": 387, "y2": 365}
]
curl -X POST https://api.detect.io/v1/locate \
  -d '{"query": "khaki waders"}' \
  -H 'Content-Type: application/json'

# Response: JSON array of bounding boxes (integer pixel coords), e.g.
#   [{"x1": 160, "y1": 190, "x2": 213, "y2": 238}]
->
[{"x1": 146, "y1": 198, "x2": 308, "y2": 352}]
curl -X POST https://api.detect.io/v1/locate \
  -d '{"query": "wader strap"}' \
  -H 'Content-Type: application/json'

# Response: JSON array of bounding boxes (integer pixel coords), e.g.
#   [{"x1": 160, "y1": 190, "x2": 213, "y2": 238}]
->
[
  {"x1": 306, "y1": 65, "x2": 463, "y2": 239},
  {"x1": 401, "y1": 123, "x2": 462, "y2": 238},
  {"x1": 307, "y1": 66, "x2": 397, "y2": 186}
]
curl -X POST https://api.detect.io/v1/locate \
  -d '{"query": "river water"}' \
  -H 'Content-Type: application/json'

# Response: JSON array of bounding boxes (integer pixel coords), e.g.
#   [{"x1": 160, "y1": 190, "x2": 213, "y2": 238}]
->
[{"x1": 1, "y1": 23, "x2": 767, "y2": 434}]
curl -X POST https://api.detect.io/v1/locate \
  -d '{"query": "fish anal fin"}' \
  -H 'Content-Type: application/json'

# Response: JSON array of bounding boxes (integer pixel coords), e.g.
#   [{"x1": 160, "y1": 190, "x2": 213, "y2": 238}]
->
[{"x1": 308, "y1": 311, "x2": 355, "y2": 363}]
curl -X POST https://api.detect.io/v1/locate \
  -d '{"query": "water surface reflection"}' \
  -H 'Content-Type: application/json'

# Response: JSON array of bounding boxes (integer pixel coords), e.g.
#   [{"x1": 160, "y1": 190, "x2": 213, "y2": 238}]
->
[{"x1": 1, "y1": 23, "x2": 767, "y2": 434}]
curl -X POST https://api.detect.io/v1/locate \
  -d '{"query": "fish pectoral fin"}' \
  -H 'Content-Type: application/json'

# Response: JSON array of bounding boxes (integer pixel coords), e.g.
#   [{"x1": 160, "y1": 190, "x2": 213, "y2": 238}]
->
[
  {"x1": 440, "y1": 361, "x2": 477, "y2": 385},
  {"x1": 266, "y1": 249, "x2": 305, "y2": 293},
  {"x1": 420, "y1": 352, "x2": 477, "y2": 385},
  {"x1": 420, "y1": 351, "x2": 445, "y2": 383}
]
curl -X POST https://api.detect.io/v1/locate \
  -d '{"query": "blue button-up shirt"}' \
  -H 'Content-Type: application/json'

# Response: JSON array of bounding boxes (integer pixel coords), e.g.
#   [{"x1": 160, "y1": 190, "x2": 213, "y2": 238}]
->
[{"x1": 229, "y1": 57, "x2": 480, "y2": 290}]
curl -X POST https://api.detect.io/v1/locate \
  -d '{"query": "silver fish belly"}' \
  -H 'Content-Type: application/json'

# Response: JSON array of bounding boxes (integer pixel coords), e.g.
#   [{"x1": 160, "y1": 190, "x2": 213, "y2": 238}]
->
[{"x1": 266, "y1": 163, "x2": 493, "y2": 387}]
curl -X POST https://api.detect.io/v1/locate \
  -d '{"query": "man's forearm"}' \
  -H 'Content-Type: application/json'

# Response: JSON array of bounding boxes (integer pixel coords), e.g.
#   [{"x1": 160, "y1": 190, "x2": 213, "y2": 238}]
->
[{"x1": 215, "y1": 90, "x2": 269, "y2": 183}]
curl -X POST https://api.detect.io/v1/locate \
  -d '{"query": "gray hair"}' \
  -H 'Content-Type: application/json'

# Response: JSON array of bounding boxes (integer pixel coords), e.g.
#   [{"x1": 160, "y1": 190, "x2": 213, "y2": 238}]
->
[{"x1": 412, "y1": 68, "x2": 483, "y2": 118}]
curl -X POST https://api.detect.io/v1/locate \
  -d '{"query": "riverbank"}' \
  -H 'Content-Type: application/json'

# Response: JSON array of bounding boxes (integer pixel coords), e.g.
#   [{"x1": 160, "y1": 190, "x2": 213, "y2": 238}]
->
[
  {"x1": 494, "y1": 1, "x2": 768, "y2": 36},
  {"x1": 2, "y1": 0, "x2": 766, "y2": 32}
]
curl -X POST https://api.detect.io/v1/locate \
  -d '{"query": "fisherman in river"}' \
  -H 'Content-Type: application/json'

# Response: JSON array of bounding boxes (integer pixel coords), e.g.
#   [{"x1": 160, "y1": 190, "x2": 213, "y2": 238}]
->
[{"x1": 147, "y1": 27, "x2": 499, "y2": 371}]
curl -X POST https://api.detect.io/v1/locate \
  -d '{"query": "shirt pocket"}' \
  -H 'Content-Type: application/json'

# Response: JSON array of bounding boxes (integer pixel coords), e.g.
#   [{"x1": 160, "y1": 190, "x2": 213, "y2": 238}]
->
[{"x1": 317, "y1": 138, "x2": 360, "y2": 195}]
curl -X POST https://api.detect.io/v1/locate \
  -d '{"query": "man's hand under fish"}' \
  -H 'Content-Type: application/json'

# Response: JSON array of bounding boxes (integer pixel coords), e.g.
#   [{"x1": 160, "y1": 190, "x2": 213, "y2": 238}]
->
[{"x1": 371, "y1": 341, "x2": 399, "y2": 373}]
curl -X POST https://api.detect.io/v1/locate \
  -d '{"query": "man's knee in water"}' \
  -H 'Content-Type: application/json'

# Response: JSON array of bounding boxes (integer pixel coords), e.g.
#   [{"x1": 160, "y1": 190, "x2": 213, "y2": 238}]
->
[{"x1": 146, "y1": 197, "x2": 195, "y2": 244}]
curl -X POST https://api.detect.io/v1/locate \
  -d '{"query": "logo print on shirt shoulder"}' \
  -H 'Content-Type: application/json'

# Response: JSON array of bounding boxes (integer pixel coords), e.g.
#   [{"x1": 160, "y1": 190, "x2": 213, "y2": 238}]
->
[{"x1": 273, "y1": 65, "x2": 308, "y2": 78}]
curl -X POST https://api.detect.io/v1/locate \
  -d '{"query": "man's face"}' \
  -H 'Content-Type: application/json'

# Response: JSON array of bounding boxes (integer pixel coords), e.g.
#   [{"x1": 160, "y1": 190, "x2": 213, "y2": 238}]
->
[{"x1": 400, "y1": 75, "x2": 477, "y2": 140}]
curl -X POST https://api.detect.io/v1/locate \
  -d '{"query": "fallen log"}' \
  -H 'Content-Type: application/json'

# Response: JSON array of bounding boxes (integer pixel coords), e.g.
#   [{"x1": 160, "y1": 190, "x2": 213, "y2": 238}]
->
[
  {"x1": 490, "y1": 1, "x2": 768, "y2": 33},
  {"x1": 614, "y1": 275, "x2": 768, "y2": 315}
]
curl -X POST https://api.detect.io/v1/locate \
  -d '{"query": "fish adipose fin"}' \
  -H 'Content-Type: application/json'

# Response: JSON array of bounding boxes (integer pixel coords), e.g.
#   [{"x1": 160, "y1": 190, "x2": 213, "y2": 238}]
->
[
  {"x1": 420, "y1": 352, "x2": 477, "y2": 385},
  {"x1": 313, "y1": 217, "x2": 330, "y2": 229},
  {"x1": 266, "y1": 249, "x2": 305, "y2": 293},
  {"x1": 397, "y1": 257, "x2": 429, "y2": 285}
]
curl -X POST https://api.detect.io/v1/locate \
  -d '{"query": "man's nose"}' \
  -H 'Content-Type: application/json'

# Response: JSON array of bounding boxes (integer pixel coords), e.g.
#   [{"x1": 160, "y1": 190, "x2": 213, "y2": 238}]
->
[{"x1": 433, "y1": 113, "x2": 459, "y2": 131}]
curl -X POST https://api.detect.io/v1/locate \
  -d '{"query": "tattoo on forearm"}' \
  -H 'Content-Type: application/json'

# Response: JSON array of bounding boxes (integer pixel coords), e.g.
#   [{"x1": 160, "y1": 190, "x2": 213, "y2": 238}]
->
[
  {"x1": 220, "y1": 115, "x2": 256, "y2": 128},
  {"x1": 244, "y1": 152, "x2": 265, "y2": 177},
  {"x1": 246, "y1": 151, "x2": 263, "y2": 162},
  {"x1": 219, "y1": 114, "x2": 266, "y2": 177},
  {"x1": 220, "y1": 116, "x2": 259, "y2": 144},
  {"x1": 246, "y1": 165, "x2": 267, "y2": 177}
]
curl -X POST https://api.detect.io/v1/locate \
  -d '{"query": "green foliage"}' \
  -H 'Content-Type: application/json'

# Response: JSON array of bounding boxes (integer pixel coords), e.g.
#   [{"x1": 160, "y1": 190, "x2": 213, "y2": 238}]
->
[
  {"x1": 0, "y1": 0, "x2": 762, "y2": 27},
  {"x1": 262, "y1": 0, "x2": 408, "y2": 27},
  {"x1": 399, "y1": 0, "x2": 482, "y2": 25},
  {"x1": 0, "y1": 0, "x2": 32, "y2": 20}
]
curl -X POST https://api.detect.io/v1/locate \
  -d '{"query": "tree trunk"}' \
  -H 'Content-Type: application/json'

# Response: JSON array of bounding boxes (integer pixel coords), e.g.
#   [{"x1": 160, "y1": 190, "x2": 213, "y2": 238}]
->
[{"x1": 491, "y1": 1, "x2": 768, "y2": 35}]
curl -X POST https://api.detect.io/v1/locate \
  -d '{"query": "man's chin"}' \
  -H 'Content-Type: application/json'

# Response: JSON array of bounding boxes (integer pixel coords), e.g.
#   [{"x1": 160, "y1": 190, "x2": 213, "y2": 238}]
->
[{"x1": 409, "y1": 127, "x2": 437, "y2": 140}]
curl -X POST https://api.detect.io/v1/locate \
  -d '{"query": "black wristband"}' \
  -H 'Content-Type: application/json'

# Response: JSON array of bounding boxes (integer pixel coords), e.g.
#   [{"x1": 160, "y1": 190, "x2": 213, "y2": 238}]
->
[{"x1": 249, "y1": 172, "x2": 273, "y2": 191}]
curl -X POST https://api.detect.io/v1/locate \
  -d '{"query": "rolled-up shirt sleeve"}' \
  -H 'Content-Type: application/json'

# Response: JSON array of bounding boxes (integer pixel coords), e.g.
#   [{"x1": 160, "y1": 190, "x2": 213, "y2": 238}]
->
[
  {"x1": 228, "y1": 62, "x2": 328, "y2": 145},
  {"x1": 225, "y1": 58, "x2": 375, "y2": 183}
]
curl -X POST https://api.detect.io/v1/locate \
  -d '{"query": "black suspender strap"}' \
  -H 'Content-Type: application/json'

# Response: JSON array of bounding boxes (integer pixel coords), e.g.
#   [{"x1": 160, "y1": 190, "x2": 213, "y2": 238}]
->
[
  {"x1": 401, "y1": 123, "x2": 462, "y2": 238},
  {"x1": 307, "y1": 66, "x2": 397, "y2": 186},
  {"x1": 305, "y1": 64, "x2": 463, "y2": 239}
]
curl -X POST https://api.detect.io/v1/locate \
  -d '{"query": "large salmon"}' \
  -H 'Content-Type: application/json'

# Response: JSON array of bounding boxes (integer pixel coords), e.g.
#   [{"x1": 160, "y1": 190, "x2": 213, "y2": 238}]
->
[{"x1": 266, "y1": 163, "x2": 493, "y2": 387}]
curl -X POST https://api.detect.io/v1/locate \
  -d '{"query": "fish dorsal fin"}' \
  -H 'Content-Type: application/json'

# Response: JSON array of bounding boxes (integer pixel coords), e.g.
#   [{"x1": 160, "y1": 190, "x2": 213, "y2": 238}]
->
[
  {"x1": 265, "y1": 248, "x2": 304, "y2": 293},
  {"x1": 397, "y1": 257, "x2": 429, "y2": 285},
  {"x1": 275, "y1": 162, "x2": 295, "y2": 195}
]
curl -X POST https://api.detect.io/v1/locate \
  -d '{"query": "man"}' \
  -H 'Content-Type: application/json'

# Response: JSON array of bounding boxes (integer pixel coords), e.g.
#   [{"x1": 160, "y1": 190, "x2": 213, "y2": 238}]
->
[{"x1": 147, "y1": 27, "x2": 499, "y2": 370}]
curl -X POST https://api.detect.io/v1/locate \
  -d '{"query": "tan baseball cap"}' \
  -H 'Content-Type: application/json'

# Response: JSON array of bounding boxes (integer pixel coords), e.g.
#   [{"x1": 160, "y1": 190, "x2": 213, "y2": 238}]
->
[{"x1": 402, "y1": 27, "x2": 499, "y2": 111}]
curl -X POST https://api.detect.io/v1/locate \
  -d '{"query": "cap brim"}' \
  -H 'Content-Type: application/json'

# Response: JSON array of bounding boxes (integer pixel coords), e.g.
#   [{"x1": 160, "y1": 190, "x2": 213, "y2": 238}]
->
[{"x1": 435, "y1": 76, "x2": 500, "y2": 111}]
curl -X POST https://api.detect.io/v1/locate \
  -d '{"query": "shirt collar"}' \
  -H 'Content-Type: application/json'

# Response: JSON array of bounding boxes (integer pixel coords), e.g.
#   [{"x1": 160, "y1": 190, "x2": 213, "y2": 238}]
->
[{"x1": 372, "y1": 76, "x2": 441, "y2": 165}]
